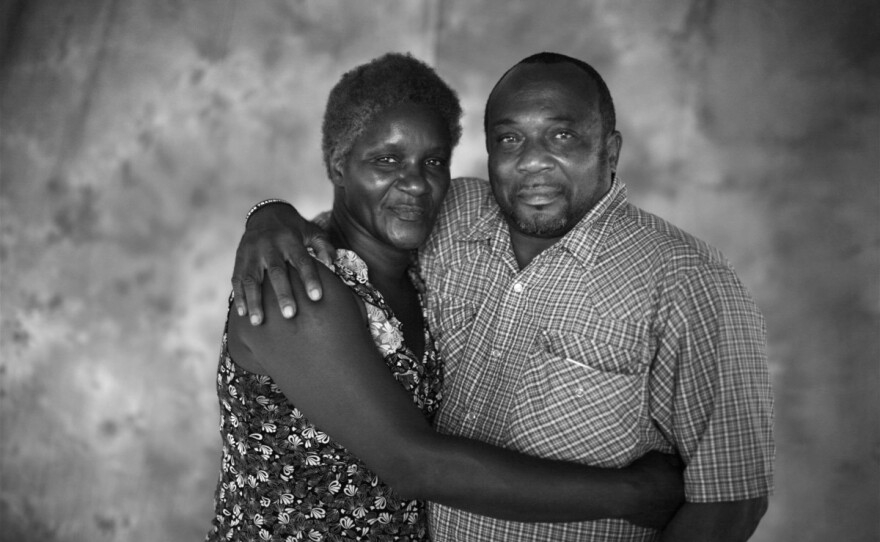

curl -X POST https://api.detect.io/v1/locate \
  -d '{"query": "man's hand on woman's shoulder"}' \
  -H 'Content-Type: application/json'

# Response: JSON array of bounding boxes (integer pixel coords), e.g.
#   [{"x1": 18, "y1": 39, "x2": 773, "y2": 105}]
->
[{"x1": 232, "y1": 201, "x2": 335, "y2": 324}]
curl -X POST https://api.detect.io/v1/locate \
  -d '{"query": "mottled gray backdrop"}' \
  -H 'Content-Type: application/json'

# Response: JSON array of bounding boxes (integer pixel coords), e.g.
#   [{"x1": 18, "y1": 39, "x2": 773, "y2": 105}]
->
[{"x1": 1, "y1": 1, "x2": 878, "y2": 541}]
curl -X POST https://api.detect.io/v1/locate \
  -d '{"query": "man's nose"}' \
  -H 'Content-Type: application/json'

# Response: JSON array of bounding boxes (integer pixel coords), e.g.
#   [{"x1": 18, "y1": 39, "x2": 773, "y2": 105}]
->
[{"x1": 516, "y1": 139, "x2": 554, "y2": 173}]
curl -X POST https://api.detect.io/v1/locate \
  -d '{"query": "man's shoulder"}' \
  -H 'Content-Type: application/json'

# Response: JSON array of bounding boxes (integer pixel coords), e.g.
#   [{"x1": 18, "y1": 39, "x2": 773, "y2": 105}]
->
[
  {"x1": 434, "y1": 176, "x2": 491, "y2": 230},
  {"x1": 612, "y1": 203, "x2": 733, "y2": 274},
  {"x1": 420, "y1": 177, "x2": 490, "y2": 264},
  {"x1": 446, "y1": 176, "x2": 491, "y2": 209}
]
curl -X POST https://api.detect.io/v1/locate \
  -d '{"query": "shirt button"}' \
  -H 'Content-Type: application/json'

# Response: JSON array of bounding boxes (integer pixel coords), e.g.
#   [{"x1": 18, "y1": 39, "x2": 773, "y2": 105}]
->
[
  {"x1": 512, "y1": 282, "x2": 524, "y2": 293},
  {"x1": 491, "y1": 349, "x2": 500, "y2": 358},
  {"x1": 574, "y1": 387, "x2": 586, "y2": 398},
  {"x1": 465, "y1": 412, "x2": 478, "y2": 422}
]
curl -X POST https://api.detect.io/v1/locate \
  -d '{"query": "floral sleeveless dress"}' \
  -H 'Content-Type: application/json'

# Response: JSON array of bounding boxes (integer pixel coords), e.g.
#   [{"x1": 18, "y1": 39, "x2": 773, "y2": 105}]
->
[{"x1": 207, "y1": 250, "x2": 442, "y2": 541}]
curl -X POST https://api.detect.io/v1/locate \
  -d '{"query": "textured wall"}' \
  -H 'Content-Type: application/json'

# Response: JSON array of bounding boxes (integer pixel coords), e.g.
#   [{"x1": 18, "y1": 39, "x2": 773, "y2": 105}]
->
[{"x1": 1, "y1": 1, "x2": 877, "y2": 541}]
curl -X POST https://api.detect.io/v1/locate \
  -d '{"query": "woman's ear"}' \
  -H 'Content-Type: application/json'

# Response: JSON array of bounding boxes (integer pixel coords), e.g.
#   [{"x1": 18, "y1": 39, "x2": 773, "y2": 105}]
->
[{"x1": 328, "y1": 151, "x2": 345, "y2": 187}]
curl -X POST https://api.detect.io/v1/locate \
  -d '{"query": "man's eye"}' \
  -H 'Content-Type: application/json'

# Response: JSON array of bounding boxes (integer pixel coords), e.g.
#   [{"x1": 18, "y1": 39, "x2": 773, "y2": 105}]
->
[{"x1": 555, "y1": 130, "x2": 575, "y2": 140}]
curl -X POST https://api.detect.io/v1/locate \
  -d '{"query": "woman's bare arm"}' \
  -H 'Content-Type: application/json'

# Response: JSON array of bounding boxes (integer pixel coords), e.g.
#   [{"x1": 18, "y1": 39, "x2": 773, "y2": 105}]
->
[{"x1": 228, "y1": 261, "x2": 684, "y2": 528}]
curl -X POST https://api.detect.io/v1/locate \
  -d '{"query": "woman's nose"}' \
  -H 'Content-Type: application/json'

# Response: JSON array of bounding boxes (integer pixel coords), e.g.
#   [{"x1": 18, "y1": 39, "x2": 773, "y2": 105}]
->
[{"x1": 396, "y1": 164, "x2": 431, "y2": 195}]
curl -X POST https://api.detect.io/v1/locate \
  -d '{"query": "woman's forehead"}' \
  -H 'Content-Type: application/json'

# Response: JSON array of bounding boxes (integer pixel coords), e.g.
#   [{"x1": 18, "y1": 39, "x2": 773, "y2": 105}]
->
[{"x1": 352, "y1": 103, "x2": 451, "y2": 149}]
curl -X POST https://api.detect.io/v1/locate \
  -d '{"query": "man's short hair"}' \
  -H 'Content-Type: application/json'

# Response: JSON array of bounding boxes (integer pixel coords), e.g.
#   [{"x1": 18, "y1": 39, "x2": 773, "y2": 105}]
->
[
  {"x1": 485, "y1": 52, "x2": 616, "y2": 137},
  {"x1": 322, "y1": 52, "x2": 463, "y2": 179}
]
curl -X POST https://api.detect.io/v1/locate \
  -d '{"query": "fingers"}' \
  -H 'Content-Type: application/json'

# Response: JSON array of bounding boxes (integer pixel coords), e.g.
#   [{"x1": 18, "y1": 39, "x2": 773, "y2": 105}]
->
[
  {"x1": 231, "y1": 276, "x2": 248, "y2": 318},
  {"x1": 312, "y1": 236, "x2": 335, "y2": 268},
  {"x1": 232, "y1": 241, "x2": 261, "y2": 320},
  {"x1": 243, "y1": 273, "x2": 265, "y2": 325},
  {"x1": 230, "y1": 205, "x2": 334, "y2": 324},
  {"x1": 232, "y1": 232, "x2": 270, "y2": 324},
  {"x1": 289, "y1": 251, "x2": 324, "y2": 302},
  {"x1": 267, "y1": 264, "x2": 297, "y2": 318},
  {"x1": 255, "y1": 232, "x2": 322, "y2": 319}
]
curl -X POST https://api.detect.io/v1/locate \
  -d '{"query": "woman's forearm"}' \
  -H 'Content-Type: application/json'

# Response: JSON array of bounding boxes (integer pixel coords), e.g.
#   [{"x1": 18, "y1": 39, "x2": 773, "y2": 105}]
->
[
  {"x1": 384, "y1": 431, "x2": 680, "y2": 527},
  {"x1": 233, "y1": 264, "x2": 683, "y2": 529}
]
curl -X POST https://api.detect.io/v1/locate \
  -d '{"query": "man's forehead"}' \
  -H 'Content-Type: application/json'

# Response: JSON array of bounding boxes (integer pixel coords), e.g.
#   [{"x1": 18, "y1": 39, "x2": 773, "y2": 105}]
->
[
  {"x1": 487, "y1": 64, "x2": 599, "y2": 123},
  {"x1": 499, "y1": 62, "x2": 596, "y2": 94}
]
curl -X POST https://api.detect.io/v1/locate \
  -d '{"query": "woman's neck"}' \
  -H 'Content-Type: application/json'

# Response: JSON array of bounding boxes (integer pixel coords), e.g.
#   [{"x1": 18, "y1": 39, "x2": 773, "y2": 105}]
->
[{"x1": 328, "y1": 203, "x2": 413, "y2": 281}]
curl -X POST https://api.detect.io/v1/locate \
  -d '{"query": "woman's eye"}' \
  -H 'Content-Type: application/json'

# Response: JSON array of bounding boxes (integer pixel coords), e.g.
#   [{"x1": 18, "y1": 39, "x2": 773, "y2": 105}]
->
[
  {"x1": 425, "y1": 157, "x2": 447, "y2": 167},
  {"x1": 375, "y1": 156, "x2": 398, "y2": 165},
  {"x1": 496, "y1": 134, "x2": 520, "y2": 145}
]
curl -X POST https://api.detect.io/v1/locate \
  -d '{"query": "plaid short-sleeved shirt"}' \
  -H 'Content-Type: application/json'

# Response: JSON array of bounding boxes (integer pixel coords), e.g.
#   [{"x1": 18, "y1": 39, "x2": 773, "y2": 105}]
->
[{"x1": 419, "y1": 177, "x2": 774, "y2": 541}]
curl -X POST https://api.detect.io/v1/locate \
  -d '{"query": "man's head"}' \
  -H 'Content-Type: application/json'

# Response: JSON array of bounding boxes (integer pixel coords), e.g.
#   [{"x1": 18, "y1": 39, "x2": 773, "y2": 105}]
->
[{"x1": 484, "y1": 52, "x2": 622, "y2": 239}]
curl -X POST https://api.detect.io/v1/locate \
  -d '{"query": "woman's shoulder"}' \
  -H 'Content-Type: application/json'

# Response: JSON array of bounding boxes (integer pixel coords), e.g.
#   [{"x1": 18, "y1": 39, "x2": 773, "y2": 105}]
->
[
  {"x1": 331, "y1": 249, "x2": 370, "y2": 283},
  {"x1": 230, "y1": 250, "x2": 367, "y2": 358}
]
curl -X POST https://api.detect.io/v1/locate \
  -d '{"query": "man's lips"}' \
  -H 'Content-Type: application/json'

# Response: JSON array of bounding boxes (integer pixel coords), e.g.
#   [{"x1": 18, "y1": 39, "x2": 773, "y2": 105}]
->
[{"x1": 516, "y1": 185, "x2": 564, "y2": 206}]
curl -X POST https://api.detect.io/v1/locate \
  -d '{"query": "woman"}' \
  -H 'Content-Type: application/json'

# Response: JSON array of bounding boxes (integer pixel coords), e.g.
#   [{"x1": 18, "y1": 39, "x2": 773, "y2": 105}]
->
[{"x1": 207, "y1": 53, "x2": 680, "y2": 541}]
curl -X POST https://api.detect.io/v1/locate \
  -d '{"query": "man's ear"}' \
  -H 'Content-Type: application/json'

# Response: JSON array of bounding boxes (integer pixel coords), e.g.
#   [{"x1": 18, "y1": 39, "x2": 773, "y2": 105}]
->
[{"x1": 605, "y1": 130, "x2": 623, "y2": 173}]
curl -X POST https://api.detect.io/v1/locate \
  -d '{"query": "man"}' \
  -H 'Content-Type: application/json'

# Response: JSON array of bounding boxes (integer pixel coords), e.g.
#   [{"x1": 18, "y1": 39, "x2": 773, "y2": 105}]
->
[{"x1": 233, "y1": 52, "x2": 774, "y2": 541}]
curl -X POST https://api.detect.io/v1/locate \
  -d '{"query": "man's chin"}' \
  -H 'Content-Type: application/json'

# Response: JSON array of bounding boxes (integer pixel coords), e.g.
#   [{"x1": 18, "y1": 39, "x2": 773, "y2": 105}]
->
[{"x1": 511, "y1": 214, "x2": 571, "y2": 238}]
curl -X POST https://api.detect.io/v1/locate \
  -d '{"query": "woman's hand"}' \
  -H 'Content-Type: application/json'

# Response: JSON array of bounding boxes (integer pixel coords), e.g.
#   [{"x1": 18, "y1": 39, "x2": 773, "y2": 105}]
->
[
  {"x1": 623, "y1": 451, "x2": 686, "y2": 529},
  {"x1": 231, "y1": 202, "x2": 336, "y2": 324}
]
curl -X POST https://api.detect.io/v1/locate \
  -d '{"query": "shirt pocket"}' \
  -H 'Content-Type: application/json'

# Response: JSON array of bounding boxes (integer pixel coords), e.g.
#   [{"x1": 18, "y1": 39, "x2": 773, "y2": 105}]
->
[
  {"x1": 506, "y1": 320, "x2": 650, "y2": 467},
  {"x1": 432, "y1": 296, "x2": 476, "y2": 381}
]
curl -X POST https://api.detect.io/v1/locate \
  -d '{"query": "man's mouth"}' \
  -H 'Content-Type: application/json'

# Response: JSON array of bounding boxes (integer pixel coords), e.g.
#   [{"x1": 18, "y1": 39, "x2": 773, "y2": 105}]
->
[{"x1": 517, "y1": 185, "x2": 564, "y2": 206}]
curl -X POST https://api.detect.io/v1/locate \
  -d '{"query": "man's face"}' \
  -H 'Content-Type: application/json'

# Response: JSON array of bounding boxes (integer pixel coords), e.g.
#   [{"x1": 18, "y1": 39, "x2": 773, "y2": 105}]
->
[{"x1": 485, "y1": 62, "x2": 621, "y2": 239}]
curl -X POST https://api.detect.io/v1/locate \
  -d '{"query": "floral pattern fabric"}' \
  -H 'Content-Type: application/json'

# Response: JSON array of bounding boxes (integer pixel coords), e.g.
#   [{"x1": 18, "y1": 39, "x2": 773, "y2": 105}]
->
[{"x1": 207, "y1": 249, "x2": 442, "y2": 541}]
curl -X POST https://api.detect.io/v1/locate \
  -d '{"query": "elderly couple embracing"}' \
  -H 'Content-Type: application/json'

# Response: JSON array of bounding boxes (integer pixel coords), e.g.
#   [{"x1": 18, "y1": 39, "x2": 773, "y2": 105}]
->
[{"x1": 204, "y1": 50, "x2": 774, "y2": 542}]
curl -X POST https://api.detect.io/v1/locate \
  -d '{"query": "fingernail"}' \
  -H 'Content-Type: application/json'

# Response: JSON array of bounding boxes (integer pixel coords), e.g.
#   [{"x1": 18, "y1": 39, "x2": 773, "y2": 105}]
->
[
  {"x1": 237, "y1": 307, "x2": 245, "y2": 316},
  {"x1": 250, "y1": 314, "x2": 261, "y2": 325},
  {"x1": 308, "y1": 288, "x2": 321, "y2": 301},
  {"x1": 282, "y1": 306, "x2": 294, "y2": 318}
]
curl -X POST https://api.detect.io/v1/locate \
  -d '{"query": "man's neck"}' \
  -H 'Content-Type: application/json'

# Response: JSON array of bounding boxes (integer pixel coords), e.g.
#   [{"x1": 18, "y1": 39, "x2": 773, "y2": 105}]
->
[
  {"x1": 508, "y1": 228, "x2": 564, "y2": 270},
  {"x1": 506, "y1": 179, "x2": 616, "y2": 269}
]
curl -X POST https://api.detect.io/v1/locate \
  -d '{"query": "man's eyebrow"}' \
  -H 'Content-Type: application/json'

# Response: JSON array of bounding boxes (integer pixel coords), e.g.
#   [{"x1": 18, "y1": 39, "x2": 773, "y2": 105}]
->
[
  {"x1": 490, "y1": 114, "x2": 581, "y2": 129},
  {"x1": 489, "y1": 117, "x2": 517, "y2": 129}
]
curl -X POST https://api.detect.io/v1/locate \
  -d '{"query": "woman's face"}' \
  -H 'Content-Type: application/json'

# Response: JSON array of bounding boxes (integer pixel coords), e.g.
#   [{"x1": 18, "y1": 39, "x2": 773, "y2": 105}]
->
[{"x1": 333, "y1": 102, "x2": 452, "y2": 251}]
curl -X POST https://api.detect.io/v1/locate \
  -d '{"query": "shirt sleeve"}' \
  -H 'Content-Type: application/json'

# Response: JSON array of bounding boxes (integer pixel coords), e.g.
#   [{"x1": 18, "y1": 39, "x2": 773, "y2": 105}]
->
[{"x1": 653, "y1": 262, "x2": 775, "y2": 502}]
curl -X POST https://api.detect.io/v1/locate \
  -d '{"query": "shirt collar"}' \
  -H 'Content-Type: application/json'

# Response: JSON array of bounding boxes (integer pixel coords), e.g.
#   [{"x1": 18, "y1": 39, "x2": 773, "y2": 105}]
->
[{"x1": 458, "y1": 176, "x2": 628, "y2": 270}]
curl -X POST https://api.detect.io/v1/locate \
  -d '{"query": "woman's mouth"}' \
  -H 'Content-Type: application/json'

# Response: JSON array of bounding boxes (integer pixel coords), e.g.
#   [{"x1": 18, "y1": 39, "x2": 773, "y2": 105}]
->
[{"x1": 389, "y1": 205, "x2": 427, "y2": 221}]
